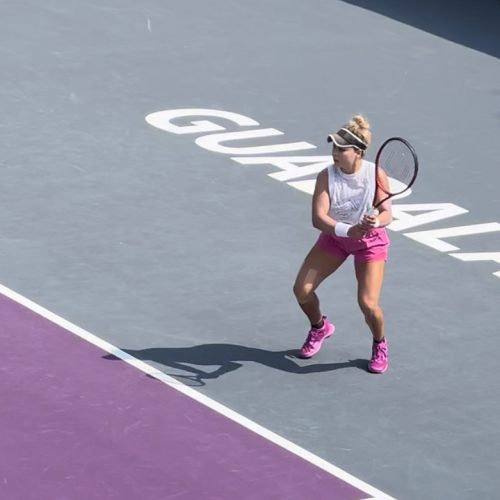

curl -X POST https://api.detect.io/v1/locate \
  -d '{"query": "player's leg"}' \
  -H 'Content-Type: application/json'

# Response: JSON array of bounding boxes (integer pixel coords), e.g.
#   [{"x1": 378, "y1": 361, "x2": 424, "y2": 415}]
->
[
  {"x1": 293, "y1": 243, "x2": 345, "y2": 358},
  {"x1": 293, "y1": 243, "x2": 345, "y2": 325},
  {"x1": 355, "y1": 260, "x2": 385, "y2": 340},
  {"x1": 355, "y1": 260, "x2": 388, "y2": 373}
]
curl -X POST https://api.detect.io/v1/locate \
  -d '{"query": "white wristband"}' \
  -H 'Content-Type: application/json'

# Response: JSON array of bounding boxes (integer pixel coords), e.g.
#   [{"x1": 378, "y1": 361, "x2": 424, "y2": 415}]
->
[{"x1": 334, "y1": 222, "x2": 352, "y2": 237}]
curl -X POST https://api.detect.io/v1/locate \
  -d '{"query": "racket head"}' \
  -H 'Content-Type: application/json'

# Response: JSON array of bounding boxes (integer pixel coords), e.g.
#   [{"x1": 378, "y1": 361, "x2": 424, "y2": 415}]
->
[{"x1": 373, "y1": 137, "x2": 418, "y2": 208}]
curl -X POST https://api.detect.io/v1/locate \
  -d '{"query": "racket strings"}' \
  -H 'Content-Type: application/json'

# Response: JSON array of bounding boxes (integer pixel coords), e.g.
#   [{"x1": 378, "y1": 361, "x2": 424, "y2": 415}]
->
[{"x1": 377, "y1": 142, "x2": 417, "y2": 194}]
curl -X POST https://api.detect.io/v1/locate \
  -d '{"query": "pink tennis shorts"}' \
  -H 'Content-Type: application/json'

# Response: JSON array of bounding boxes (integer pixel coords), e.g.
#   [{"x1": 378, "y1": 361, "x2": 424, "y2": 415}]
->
[{"x1": 317, "y1": 228, "x2": 390, "y2": 263}]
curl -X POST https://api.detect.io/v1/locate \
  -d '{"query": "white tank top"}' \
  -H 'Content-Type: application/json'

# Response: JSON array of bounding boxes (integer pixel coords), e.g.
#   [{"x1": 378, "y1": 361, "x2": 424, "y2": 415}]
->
[{"x1": 327, "y1": 160, "x2": 376, "y2": 224}]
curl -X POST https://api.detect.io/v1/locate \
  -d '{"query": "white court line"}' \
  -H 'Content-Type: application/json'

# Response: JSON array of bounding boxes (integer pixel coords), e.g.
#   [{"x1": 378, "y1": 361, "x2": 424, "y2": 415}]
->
[{"x1": 0, "y1": 283, "x2": 396, "y2": 500}]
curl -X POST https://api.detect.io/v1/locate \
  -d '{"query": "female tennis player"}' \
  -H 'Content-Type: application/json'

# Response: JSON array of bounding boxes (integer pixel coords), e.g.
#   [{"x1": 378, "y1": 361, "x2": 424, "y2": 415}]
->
[{"x1": 293, "y1": 115, "x2": 392, "y2": 373}]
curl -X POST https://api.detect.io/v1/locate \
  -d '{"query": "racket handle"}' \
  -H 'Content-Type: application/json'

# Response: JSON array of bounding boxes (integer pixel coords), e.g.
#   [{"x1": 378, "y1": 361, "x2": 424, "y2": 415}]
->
[{"x1": 370, "y1": 208, "x2": 379, "y2": 216}]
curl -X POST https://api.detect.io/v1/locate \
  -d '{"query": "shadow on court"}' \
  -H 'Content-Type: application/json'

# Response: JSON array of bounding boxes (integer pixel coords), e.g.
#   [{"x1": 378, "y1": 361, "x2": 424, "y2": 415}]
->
[
  {"x1": 104, "y1": 344, "x2": 368, "y2": 386},
  {"x1": 341, "y1": 0, "x2": 500, "y2": 58}
]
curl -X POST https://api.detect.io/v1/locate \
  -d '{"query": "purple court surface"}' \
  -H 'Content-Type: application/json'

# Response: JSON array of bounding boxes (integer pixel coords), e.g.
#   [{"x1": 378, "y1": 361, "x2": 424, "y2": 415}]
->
[{"x1": 0, "y1": 291, "x2": 387, "y2": 500}]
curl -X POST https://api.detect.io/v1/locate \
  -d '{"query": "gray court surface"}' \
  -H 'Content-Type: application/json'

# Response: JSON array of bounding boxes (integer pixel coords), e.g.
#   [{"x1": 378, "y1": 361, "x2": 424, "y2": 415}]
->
[{"x1": 1, "y1": 1, "x2": 499, "y2": 499}]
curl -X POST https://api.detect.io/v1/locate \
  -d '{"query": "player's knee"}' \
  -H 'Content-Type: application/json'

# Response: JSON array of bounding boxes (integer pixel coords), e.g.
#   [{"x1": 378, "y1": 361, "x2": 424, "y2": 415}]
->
[
  {"x1": 293, "y1": 282, "x2": 312, "y2": 304},
  {"x1": 358, "y1": 297, "x2": 380, "y2": 317}
]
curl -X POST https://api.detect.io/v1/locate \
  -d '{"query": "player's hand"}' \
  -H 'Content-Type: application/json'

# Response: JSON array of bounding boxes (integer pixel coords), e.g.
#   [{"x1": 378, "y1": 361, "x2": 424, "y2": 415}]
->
[
  {"x1": 347, "y1": 224, "x2": 368, "y2": 239},
  {"x1": 359, "y1": 214, "x2": 379, "y2": 231}
]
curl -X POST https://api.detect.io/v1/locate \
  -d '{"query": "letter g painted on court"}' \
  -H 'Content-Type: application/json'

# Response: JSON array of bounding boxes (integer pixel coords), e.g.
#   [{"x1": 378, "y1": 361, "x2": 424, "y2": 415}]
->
[{"x1": 145, "y1": 108, "x2": 260, "y2": 135}]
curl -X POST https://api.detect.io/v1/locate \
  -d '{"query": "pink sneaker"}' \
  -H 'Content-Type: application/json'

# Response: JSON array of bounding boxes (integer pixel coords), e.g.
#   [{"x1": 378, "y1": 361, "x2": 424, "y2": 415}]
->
[
  {"x1": 299, "y1": 316, "x2": 335, "y2": 359},
  {"x1": 368, "y1": 338, "x2": 389, "y2": 373}
]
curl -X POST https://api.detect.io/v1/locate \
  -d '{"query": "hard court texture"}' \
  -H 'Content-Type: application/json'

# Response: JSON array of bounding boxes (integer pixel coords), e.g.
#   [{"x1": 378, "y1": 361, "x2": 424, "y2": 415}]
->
[{"x1": 0, "y1": 1, "x2": 499, "y2": 499}]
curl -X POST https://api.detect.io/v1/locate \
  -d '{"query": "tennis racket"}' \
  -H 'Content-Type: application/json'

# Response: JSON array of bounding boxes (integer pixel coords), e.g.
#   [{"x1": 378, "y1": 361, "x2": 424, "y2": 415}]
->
[{"x1": 370, "y1": 137, "x2": 418, "y2": 215}]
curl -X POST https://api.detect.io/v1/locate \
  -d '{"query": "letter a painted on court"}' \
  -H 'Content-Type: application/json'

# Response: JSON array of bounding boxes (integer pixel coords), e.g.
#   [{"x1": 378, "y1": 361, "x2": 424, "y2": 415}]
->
[{"x1": 389, "y1": 204, "x2": 469, "y2": 231}]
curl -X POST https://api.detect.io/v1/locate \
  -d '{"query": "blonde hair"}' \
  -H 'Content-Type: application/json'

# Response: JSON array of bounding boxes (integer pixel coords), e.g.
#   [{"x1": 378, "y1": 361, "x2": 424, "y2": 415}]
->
[{"x1": 343, "y1": 115, "x2": 372, "y2": 149}]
